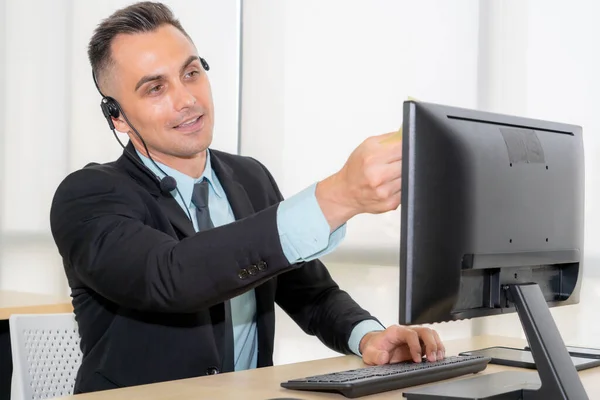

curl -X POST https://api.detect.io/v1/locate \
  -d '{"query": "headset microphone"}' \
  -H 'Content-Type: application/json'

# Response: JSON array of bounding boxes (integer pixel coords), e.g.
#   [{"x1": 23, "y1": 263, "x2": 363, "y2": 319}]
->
[{"x1": 159, "y1": 176, "x2": 177, "y2": 193}]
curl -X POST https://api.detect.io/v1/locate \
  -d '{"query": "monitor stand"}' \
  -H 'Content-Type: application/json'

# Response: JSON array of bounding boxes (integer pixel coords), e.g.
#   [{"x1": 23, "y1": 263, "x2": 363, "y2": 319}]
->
[{"x1": 402, "y1": 283, "x2": 589, "y2": 400}]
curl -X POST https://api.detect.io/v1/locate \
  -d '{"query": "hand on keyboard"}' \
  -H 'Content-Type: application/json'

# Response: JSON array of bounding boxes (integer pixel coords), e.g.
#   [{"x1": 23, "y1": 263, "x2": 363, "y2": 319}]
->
[{"x1": 359, "y1": 325, "x2": 445, "y2": 365}]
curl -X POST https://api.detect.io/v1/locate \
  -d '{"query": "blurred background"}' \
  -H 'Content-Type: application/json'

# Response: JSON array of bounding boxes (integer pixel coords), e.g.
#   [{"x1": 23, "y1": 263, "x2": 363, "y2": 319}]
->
[{"x1": 1, "y1": 0, "x2": 599, "y2": 364}]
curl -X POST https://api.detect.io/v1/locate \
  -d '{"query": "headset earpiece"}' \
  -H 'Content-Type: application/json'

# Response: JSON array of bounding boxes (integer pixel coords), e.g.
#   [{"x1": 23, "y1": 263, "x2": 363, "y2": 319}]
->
[
  {"x1": 200, "y1": 57, "x2": 210, "y2": 71},
  {"x1": 100, "y1": 97, "x2": 120, "y2": 130}
]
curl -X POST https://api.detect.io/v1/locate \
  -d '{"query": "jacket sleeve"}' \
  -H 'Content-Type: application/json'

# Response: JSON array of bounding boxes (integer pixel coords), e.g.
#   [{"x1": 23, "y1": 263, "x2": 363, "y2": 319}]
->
[
  {"x1": 252, "y1": 160, "x2": 381, "y2": 355},
  {"x1": 50, "y1": 166, "x2": 296, "y2": 314}
]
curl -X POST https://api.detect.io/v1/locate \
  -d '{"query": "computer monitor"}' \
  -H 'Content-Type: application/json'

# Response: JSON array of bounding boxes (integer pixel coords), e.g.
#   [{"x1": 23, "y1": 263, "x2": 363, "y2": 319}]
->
[{"x1": 398, "y1": 101, "x2": 587, "y2": 399}]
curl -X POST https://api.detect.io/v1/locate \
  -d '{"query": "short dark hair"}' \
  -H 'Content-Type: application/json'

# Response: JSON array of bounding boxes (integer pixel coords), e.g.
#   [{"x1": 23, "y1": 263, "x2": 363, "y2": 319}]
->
[{"x1": 88, "y1": 1, "x2": 191, "y2": 90}]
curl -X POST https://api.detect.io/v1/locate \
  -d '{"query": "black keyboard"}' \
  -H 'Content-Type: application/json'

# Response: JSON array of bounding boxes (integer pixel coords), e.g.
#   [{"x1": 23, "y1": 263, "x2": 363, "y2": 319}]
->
[{"x1": 280, "y1": 355, "x2": 491, "y2": 398}]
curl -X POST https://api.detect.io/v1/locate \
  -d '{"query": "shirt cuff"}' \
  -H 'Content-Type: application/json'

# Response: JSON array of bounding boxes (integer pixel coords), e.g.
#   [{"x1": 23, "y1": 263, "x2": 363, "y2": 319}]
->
[
  {"x1": 348, "y1": 319, "x2": 386, "y2": 356},
  {"x1": 277, "y1": 183, "x2": 346, "y2": 264}
]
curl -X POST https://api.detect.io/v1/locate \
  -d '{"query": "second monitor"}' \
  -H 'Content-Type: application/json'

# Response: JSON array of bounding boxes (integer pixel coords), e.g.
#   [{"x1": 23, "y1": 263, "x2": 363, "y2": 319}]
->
[{"x1": 398, "y1": 101, "x2": 586, "y2": 399}]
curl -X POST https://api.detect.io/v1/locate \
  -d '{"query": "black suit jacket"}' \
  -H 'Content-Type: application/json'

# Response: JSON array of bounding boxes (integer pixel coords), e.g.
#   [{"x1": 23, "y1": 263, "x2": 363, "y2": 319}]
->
[{"x1": 49, "y1": 142, "x2": 378, "y2": 393}]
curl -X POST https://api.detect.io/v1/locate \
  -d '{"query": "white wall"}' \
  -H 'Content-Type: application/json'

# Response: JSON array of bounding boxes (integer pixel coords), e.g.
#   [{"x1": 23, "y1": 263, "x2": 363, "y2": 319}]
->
[
  {"x1": 2, "y1": 0, "x2": 72, "y2": 236},
  {"x1": 1, "y1": 0, "x2": 73, "y2": 294},
  {"x1": 242, "y1": 0, "x2": 481, "y2": 266},
  {"x1": 0, "y1": 0, "x2": 241, "y2": 293}
]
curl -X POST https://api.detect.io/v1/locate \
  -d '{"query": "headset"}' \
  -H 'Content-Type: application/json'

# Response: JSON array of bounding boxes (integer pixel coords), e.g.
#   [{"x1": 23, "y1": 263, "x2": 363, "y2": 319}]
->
[{"x1": 92, "y1": 56, "x2": 211, "y2": 223}]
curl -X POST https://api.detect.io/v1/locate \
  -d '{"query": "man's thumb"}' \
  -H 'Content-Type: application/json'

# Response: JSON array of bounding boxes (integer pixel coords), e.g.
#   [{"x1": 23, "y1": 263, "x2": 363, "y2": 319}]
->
[{"x1": 376, "y1": 351, "x2": 390, "y2": 365}]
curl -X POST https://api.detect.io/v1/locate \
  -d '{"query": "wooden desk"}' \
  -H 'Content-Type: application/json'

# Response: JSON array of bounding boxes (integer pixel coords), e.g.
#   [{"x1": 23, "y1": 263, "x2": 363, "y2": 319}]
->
[
  {"x1": 53, "y1": 335, "x2": 600, "y2": 399},
  {"x1": 0, "y1": 290, "x2": 72, "y2": 319},
  {"x1": 0, "y1": 290, "x2": 73, "y2": 400}
]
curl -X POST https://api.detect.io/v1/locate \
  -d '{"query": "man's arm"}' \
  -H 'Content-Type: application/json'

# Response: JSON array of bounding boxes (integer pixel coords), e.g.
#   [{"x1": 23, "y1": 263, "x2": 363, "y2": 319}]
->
[
  {"x1": 276, "y1": 180, "x2": 386, "y2": 355},
  {"x1": 276, "y1": 183, "x2": 346, "y2": 263},
  {"x1": 51, "y1": 131, "x2": 400, "y2": 321},
  {"x1": 270, "y1": 166, "x2": 442, "y2": 361},
  {"x1": 252, "y1": 159, "x2": 384, "y2": 355},
  {"x1": 50, "y1": 166, "x2": 297, "y2": 314}
]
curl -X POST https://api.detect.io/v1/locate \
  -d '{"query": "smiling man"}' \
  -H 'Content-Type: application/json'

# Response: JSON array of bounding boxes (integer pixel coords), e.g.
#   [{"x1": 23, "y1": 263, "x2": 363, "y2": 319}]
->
[{"x1": 50, "y1": 1, "x2": 444, "y2": 394}]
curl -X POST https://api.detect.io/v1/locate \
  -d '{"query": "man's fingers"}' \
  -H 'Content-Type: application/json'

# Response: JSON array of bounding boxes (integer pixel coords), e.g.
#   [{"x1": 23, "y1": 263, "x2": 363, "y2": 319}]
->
[
  {"x1": 389, "y1": 176, "x2": 402, "y2": 195},
  {"x1": 366, "y1": 350, "x2": 390, "y2": 365},
  {"x1": 413, "y1": 327, "x2": 438, "y2": 362},
  {"x1": 376, "y1": 176, "x2": 402, "y2": 200},
  {"x1": 389, "y1": 347, "x2": 412, "y2": 364},
  {"x1": 432, "y1": 329, "x2": 445, "y2": 360},
  {"x1": 372, "y1": 132, "x2": 402, "y2": 163},
  {"x1": 386, "y1": 326, "x2": 422, "y2": 363},
  {"x1": 362, "y1": 348, "x2": 390, "y2": 366},
  {"x1": 381, "y1": 140, "x2": 403, "y2": 163},
  {"x1": 382, "y1": 160, "x2": 402, "y2": 181},
  {"x1": 377, "y1": 351, "x2": 391, "y2": 365},
  {"x1": 360, "y1": 326, "x2": 445, "y2": 367}
]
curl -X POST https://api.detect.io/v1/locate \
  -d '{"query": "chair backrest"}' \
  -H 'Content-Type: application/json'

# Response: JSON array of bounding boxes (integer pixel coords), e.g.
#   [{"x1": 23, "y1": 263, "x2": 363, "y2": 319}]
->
[{"x1": 9, "y1": 313, "x2": 82, "y2": 400}]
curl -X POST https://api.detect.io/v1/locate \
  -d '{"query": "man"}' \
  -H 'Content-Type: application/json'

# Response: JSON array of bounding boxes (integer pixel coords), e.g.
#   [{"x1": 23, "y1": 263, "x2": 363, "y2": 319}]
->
[{"x1": 50, "y1": 1, "x2": 445, "y2": 394}]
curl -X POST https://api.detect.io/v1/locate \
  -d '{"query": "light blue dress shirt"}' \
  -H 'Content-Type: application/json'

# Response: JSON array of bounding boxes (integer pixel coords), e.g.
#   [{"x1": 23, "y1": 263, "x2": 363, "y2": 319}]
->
[{"x1": 136, "y1": 149, "x2": 384, "y2": 369}]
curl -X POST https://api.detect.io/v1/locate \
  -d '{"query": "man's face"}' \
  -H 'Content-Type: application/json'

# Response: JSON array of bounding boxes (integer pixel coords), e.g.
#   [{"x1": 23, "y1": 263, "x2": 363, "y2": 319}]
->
[{"x1": 107, "y1": 24, "x2": 214, "y2": 159}]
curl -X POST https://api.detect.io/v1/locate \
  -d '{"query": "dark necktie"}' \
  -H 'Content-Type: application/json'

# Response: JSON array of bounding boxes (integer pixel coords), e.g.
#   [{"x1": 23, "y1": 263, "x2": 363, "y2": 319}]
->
[
  {"x1": 191, "y1": 179, "x2": 235, "y2": 372},
  {"x1": 191, "y1": 179, "x2": 214, "y2": 231}
]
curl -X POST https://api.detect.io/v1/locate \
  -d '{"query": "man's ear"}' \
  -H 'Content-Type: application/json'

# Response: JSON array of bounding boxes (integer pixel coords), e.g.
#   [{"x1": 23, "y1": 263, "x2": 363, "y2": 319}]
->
[{"x1": 112, "y1": 117, "x2": 131, "y2": 134}]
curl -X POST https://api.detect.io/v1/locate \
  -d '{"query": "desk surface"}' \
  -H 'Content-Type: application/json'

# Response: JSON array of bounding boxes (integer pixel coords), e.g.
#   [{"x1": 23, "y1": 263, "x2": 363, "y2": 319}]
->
[
  {"x1": 0, "y1": 290, "x2": 72, "y2": 319},
  {"x1": 54, "y1": 335, "x2": 600, "y2": 399}
]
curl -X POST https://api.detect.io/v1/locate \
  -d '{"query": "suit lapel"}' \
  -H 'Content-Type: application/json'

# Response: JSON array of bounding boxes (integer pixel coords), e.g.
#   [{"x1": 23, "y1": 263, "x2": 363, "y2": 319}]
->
[
  {"x1": 157, "y1": 196, "x2": 196, "y2": 238},
  {"x1": 210, "y1": 153, "x2": 255, "y2": 220},
  {"x1": 116, "y1": 141, "x2": 196, "y2": 238},
  {"x1": 223, "y1": 180, "x2": 254, "y2": 220},
  {"x1": 117, "y1": 143, "x2": 255, "y2": 235}
]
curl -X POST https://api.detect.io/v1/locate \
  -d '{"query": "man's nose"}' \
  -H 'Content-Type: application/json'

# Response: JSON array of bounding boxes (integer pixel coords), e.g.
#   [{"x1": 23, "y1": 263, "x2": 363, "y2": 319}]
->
[{"x1": 173, "y1": 84, "x2": 196, "y2": 111}]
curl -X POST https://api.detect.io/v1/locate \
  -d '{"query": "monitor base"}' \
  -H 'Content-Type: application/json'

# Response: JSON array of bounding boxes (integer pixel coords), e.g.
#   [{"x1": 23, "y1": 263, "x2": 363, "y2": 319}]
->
[
  {"x1": 403, "y1": 370, "x2": 539, "y2": 399},
  {"x1": 403, "y1": 283, "x2": 589, "y2": 400}
]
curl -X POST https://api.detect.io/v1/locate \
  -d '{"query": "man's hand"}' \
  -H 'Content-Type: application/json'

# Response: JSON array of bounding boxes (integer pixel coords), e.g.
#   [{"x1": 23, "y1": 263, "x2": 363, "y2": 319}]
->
[
  {"x1": 359, "y1": 325, "x2": 445, "y2": 365},
  {"x1": 316, "y1": 131, "x2": 403, "y2": 231}
]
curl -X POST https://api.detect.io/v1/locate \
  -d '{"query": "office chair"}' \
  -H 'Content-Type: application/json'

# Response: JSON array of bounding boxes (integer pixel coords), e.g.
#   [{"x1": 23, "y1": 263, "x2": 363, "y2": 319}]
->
[{"x1": 9, "y1": 313, "x2": 82, "y2": 400}]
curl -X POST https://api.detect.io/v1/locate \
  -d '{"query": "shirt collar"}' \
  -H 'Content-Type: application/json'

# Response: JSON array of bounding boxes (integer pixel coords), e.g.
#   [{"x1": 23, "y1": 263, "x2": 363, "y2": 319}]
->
[{"x1": 135, "y1": 148, "x2": 224, "y2": 208}]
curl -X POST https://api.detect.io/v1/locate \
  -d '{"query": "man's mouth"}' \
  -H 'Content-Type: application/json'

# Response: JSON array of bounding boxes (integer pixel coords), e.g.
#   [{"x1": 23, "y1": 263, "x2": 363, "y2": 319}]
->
[
  {"x1": 173, "y1": 114, "x2": 205, "y2": 132},
  {"x1": 174, "y1": 115, "x2": 201, "y2": 128}
]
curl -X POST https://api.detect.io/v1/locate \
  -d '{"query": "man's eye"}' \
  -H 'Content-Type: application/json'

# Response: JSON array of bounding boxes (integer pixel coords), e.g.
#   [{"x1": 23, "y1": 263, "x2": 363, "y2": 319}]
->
[
  {"x1": 186, "y1": 70, "x2": 199, "y2": 78},
  {"x1": 148, "y1": 85, "x2": 163, "y2": 94}
]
